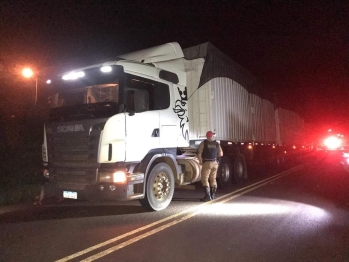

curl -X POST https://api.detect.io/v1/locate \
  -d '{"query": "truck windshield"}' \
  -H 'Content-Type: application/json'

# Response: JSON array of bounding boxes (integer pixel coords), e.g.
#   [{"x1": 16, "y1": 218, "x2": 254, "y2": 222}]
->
[
  {"x1": 51, "y1": 83, "x2": 120, "y2": 108},
  {"x1": 48, "y1": 82, "x2": 121, "y2": 121}
]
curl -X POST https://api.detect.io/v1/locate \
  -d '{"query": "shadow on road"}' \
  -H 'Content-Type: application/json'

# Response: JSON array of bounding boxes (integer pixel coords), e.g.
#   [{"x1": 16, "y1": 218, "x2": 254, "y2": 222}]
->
[
  {"x1": 0, "y1": 201, "x2": 148, "y2": 223},
  {"x1": 172, "y1": 197, "x2": 200, "y2": 202}
]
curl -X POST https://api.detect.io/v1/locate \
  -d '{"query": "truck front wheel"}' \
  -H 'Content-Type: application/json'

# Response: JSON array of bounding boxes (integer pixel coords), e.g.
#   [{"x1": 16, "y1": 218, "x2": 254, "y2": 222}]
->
[{"x1": 139, "y1": 163, "x2": 174, "y2": 211}]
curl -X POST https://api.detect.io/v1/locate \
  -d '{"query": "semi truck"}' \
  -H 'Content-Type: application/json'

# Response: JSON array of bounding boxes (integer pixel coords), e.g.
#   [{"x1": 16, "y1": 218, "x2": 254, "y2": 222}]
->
[{"x1": 43, "y1": 42, "x2": 305, "y2": 211}]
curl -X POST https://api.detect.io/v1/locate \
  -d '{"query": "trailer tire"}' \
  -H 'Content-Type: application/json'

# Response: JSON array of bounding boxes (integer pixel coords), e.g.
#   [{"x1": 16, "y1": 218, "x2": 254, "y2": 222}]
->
[
  {"x1": 232, "y1": 154, "x2": 247, "y2": 184},
  {"x1": 139, "y1": 163, "x2": 174, "y2": 211},
  {"x1": 217, "y1": 156, "x2": 232, "y2": 189}
]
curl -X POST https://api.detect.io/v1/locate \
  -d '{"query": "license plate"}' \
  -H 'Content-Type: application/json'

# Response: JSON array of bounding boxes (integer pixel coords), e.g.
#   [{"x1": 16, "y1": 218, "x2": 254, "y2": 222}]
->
[{"x1": 63, "y1": 191, "x2": 77, "y2": 199}]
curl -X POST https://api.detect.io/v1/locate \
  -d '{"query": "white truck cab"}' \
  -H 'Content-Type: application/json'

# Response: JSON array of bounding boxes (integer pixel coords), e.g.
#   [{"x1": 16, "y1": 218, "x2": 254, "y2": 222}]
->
[{"x1": 44, "y1": 43, "x2": 193, "y2": 211}]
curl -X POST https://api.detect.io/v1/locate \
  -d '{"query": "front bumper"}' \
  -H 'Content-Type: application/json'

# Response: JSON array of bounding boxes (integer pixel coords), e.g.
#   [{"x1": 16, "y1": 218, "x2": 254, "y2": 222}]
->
[{"x1": 45, "y1": 171, "x2": 144, "y2": 201}]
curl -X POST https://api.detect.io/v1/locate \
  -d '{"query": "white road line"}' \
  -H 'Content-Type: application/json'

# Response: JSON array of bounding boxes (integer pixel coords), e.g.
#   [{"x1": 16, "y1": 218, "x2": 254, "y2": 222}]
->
[{"x1": 55, "y1": 164, "x2": 305, "y2": 262}]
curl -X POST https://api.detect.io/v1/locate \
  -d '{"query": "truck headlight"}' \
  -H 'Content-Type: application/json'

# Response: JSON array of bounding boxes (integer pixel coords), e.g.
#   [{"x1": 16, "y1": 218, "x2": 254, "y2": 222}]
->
[
  {"x1": 99, "y1": 171, "x2": 127, "y2": 183},
  {"x1": 113, "y1": 171, "x2": 127, "y2": 183}
]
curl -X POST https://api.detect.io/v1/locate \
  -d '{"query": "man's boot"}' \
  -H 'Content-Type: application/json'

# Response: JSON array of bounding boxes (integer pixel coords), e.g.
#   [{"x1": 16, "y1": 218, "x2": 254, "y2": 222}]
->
[
  {"x1": 210, "y1": 186, "x2": 217, "y2": 200},
  {"x1": 200, "y1": 186, "x2": 212, "y2": 202}
]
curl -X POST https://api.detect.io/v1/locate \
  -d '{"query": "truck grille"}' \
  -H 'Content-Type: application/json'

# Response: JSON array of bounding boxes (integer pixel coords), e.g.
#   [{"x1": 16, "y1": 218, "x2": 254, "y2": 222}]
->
[{"x1": 47, "y1": 127, "x2": 102, "y2": 185}]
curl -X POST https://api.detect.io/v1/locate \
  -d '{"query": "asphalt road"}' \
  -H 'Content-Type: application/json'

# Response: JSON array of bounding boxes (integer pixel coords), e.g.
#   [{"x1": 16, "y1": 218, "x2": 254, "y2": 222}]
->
[{"x1": 0, "y1": 151, "x2": 349, "y2": 262}]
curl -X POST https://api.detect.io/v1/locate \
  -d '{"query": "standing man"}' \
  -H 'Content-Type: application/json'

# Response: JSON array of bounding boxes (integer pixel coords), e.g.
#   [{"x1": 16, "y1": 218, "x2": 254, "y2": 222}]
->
[{"x1": 198, "y1": 131, "x2": 223, "y2": 202}]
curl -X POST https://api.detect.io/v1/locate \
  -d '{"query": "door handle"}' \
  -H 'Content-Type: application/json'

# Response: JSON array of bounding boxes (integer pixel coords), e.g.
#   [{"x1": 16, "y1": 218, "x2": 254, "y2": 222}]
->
[{"x1": 152, "y1": 128, "x2": 160, "y2": 137}]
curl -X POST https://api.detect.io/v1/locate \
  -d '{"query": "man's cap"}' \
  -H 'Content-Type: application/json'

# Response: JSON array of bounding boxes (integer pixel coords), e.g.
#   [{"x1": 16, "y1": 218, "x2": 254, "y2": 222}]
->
[{"x1": 206, "y1": 131, "x2": 215, "y2": 137}]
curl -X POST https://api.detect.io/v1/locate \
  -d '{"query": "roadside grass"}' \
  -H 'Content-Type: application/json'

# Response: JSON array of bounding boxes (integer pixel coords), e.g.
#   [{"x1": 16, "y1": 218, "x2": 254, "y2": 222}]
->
[
  {"x1": 0, "y1": 147, "x2": 43, "y2": 207},
  {"x1": 0, "y1": 104, "x2": 49, "y2": 207},
  {"x1": 0, "y1": 182, "x2": 41, "y2": 206}
]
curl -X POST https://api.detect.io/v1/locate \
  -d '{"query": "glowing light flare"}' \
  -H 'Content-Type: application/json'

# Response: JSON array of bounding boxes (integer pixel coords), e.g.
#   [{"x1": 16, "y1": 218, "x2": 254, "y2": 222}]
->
[
  {"x1": 248, "y1": 145, "x2": 253, "y2": 150},
  {"x1": 324, "y1": 136, "x2": 341, "y2": 150},
  {"x1": 113, "y1": 171, "x2": 127, "y2": 183},
  {"x1": 343, "y1": 153, "x2": 349, "y2": 164},
  {"x1": 101, "y1": 66, "x2": 112, "y2": 72},
  {"x1": 43, "y1": 168, "x2": 49, "y2": 178},
  {"x1": 62, "y1": 71, "x2": 85, "y2": 80},
  {"x1": 22, "y1": 68, "x2": 34, "y2": 78}
]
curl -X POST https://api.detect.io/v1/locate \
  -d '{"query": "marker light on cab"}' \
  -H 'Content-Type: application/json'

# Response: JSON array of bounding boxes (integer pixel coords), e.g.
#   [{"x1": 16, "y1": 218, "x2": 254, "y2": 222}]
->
[
  {"x1": 100, "y1": 66, "x2": 112, "y2": 73},
  {"x1": 62, "y1": 71, "x2": 85, "y2": 80}
]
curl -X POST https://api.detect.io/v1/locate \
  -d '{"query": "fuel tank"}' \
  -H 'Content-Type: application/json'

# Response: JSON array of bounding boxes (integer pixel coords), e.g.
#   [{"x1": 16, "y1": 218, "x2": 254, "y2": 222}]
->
[{"x1": 176, "y1": 157, "x2": 202, "y2": 184}]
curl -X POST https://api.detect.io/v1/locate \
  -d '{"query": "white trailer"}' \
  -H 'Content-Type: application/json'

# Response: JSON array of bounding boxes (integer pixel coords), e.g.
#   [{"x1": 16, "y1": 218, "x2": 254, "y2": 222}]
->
[{"x1": 42, "y1": 42, "x2": 305, "y2": 210}]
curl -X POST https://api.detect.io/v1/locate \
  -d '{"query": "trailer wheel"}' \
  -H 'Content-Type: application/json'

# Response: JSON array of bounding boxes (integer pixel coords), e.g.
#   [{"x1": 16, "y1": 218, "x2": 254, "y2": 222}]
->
[
  {"x1": 217, "y1": 156, "x2": 232, "y2": 189},
  {"x1": 139, "y1": 163, "x2": 174, "y2": 211},
  {"x1": 232, "y1": 154, "x2": 247, "y2": 184}
]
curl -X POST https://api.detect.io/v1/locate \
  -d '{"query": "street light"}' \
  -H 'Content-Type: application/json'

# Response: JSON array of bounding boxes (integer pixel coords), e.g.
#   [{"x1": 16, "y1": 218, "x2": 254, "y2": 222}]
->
[{"x1": 22, "y1": 67, "x2": 38, "y2": 105}]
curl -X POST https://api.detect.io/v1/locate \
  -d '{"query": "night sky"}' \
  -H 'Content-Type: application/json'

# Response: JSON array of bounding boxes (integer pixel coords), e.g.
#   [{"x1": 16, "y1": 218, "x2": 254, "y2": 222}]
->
[{"x1": 1, "y1": 0, "x2": 349, "y2": 140}]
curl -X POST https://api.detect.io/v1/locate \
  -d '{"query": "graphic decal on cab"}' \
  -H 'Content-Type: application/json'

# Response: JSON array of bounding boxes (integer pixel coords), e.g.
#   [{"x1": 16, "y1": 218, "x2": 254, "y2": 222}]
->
[{"x1": 173, "y1": 86, "x2": 189, "y2": 141}]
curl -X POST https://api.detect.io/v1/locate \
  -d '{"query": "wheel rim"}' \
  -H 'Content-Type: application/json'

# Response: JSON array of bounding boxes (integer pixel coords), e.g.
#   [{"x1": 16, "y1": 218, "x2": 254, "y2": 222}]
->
[
  {"x1": 221, "y1": 162, "x2": 230, "y2": 182},
  {"x1": 152, "y1": 172, "x2": 170, "y2": 200}
]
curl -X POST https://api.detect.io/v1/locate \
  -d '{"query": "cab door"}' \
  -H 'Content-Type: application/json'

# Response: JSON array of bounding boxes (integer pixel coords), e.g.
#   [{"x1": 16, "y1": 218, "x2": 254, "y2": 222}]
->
[
  {"x1": 125, "y1": 110, "x2": 159, "y2": 162},
  {"x1": 124, "y1": 76, "x2": 160, "y2": 162}
]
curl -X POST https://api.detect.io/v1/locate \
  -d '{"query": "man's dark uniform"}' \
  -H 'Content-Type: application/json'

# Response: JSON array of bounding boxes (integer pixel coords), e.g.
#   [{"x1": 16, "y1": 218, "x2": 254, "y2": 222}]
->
[{"x1": 198, "y1": 131, "x2": 223, "y2": 201}]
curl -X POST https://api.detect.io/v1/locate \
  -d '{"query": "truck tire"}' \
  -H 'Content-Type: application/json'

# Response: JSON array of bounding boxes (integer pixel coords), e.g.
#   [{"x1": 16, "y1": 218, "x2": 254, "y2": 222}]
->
[
  {"x1": 139, "y1": 163, "x2": 174, "y2": 211},
  {"x1": 217, "y1": 156, "x2": 232, "y2": 189},
  {"x1": 232, "y1": 154, "x2": 247, "y2": 184}
]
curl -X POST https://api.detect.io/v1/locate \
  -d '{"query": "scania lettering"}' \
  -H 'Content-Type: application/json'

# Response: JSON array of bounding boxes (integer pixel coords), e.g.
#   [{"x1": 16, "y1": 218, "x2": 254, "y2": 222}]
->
[
  {"x1": 42, "y1": 42, "x2": 306, "y2": 211},
  {"x1": 57, "y1": 124, "x2": 85, "y2": 133}
]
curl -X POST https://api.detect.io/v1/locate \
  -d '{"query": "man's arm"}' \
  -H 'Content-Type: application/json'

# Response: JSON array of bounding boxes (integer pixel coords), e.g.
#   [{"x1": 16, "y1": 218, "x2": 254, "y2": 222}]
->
[{"x1": 217, "y1": 144, "x2": 223, "y2": 157}]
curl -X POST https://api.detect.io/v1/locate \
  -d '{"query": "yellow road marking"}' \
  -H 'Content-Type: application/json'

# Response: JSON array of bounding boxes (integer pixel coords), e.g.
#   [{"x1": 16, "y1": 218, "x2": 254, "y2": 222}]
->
[{"x1": 56, "y1": 164, "x2": 304, "y2": 262}]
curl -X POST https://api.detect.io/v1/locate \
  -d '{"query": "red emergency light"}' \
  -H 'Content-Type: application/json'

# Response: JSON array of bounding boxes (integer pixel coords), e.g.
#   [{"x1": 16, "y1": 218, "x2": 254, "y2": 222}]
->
[{"x1": 324, "y1": 136, "x2": 341, "y2": 150}]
